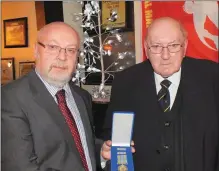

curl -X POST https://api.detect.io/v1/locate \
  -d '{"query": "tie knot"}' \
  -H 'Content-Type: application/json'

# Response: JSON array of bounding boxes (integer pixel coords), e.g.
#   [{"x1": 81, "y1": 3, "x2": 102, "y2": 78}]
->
[
  {"x1": 160, "y1": 79, "x2": 171, "y2": 89},
  {"x1": 55, "y1": 89, "x2": 66, "y2": 103}
]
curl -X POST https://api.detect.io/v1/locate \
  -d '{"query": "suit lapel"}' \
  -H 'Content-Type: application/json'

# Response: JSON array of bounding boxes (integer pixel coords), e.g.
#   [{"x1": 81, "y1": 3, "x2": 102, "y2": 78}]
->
[
  {"x1": 69, "y1": 84, "x2": 96, "y2": 170},
  {"x1": 137, "y1": 61, "x2": 162, "y2": 116},
  {"x1": 27, "y1": 71, "x2": 81, "y2": 164}
]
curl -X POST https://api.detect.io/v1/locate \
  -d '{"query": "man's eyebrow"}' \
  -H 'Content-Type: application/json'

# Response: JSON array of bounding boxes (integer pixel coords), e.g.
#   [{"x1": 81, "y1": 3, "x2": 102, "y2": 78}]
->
[
  {"x1": 44, "y1": 40, "x2": 59, "y2": 44},
  {"x1": 151, "y1": 40, "x2": 179, "y2": 44},
  {"x1": 66, "y1": 44, "x2": 78, "y2": 47},
  {"x1": 45, "y1": 41, "x2": 78, "y2": 48},
  {"x1": 167, "y1": 41, "x2": 180, "y2": 45},
  {"x1": 150, "y1": 41, "x2": 163, "y2": 44}
]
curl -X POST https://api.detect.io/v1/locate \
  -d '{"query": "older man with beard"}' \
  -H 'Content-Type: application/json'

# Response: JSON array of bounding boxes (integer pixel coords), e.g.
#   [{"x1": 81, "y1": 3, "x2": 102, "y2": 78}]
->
[{"x1": 1, "y1": 22, "x2": 104, "y2": 171}]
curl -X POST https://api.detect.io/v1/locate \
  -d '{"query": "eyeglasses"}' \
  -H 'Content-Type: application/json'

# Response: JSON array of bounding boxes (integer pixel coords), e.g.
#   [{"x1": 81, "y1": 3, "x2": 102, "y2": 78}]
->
[
  {"x1": 37, "y1": 42, "x2": 79, "y2": 57},
  {"x1": 148, "y1": 43, "x2": 183, "y2": 54}
]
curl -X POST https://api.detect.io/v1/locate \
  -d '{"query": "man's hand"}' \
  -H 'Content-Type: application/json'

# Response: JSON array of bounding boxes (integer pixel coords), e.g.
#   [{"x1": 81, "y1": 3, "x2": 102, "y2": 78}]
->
[{"x1": 101, "y1": 140, "x2": 136, "y2": 160}]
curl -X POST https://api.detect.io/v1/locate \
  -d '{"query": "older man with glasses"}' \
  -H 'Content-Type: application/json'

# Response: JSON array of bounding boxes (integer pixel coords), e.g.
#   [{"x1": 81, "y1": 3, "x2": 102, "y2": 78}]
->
[
  {"x1": 101, "y1": 17, "x2": 219, "y2": 171},
  {"x1": 2, "y1": 22, "x2": 105, "y2": 171}
]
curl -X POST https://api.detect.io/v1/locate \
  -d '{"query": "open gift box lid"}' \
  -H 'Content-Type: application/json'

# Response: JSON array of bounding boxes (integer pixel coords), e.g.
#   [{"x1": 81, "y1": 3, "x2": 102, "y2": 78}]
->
[{"x1": 111, "y1": 111, "x2": 134, "y2": 147}]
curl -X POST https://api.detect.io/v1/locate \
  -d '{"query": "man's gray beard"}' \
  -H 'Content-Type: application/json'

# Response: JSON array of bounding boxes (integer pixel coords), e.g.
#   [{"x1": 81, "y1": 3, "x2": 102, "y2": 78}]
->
[{"x1": 46, "y1": 75, "x2": 72, "y2": 88}]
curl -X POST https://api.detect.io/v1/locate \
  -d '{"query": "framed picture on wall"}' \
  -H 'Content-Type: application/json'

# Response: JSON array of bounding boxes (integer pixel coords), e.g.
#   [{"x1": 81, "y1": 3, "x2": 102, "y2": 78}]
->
[
  {"x1": 1, "y1": 58, "x2": 15, "y2": 85},
  {"x1": 3, "y1": 17, "x2": 28, "y2": 48},
  {"x1": 101, "y1": 1, "x2": 126, "y2": 30},
  {"x1": 19, "y1": 61, "x2": 35, "y2": 77},
  {"x1": 84, "y1": 1, "x2": 134, "y2": 36}
]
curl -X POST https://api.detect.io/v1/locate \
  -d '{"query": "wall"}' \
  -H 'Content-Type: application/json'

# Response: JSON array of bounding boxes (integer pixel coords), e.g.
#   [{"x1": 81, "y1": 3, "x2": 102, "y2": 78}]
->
[
  {"x1": 134, "y1": 1, "x2": 143, "y2": 63},
  {"x1": 62, "y1": 1, "x2": 83, "y2": 46},
  {"x1": 1, "y1": 1, "x2": 37, "y2": 79}
]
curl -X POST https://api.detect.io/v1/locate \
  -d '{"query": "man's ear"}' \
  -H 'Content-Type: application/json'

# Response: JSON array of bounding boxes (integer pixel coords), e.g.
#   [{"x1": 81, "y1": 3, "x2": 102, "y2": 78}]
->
[
  {"x1": 34, "y1": 43, "x2": 39, "y2": 59},
  {"x1": 183, "y1": 39, "x2": 188, "y2": 57},
  {"x1": 144, "y1": 41, "x2": 149, "y2": 59}
]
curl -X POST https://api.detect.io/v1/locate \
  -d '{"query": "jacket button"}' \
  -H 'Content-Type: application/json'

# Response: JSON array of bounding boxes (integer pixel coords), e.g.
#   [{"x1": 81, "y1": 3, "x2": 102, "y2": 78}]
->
[
  {"x1": 163, "y1": 145, "x2": 169, "y2": 150},
  {"x1": 164, "y1": 121, "x2": 171, "y2": 127}
]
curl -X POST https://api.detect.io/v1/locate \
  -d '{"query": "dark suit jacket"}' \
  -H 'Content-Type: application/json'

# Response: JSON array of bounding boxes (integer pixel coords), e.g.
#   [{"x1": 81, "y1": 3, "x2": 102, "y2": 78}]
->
[
  {"x1": 101, "y1": 57, "x2": 219, "y2": 171},
  {"x1": 1, "y1": 70, "x2": 103, "y2": 171}
]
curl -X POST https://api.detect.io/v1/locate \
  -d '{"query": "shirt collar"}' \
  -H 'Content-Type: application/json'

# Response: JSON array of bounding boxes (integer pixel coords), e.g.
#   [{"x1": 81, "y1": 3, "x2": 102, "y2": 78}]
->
[{"x1": 154, "y1": 68, "x2": 181, "y2": 87}]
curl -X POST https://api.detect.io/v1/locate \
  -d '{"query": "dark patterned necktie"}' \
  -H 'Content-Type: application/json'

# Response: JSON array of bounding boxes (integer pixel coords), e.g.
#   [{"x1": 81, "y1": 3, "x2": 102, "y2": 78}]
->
[
  {"x1": 157, "y1": 79, "x2": 172, "y2": 112},
  {"x1": 56, "y1": 89, "x2": 89, "y2": 171}
]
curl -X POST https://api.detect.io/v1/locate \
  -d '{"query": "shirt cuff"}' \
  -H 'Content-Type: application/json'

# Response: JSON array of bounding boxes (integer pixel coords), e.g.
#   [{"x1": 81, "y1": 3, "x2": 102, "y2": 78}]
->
[{"x1": 100, "y1": 151, "x2": 107, "y2": 168}]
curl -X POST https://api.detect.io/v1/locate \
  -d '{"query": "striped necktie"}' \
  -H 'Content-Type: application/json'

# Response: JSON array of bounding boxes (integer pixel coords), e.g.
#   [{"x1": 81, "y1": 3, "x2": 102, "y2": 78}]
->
[
  {"x1": 157, "y1": 79, "x2": 172, "y2": 112},
  {"x1": 56, "y1": 89, "x2": 89, "y2": 171}
]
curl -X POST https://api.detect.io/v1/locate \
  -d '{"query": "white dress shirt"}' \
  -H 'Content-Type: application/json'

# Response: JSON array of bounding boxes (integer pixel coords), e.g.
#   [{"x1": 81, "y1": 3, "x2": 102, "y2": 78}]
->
[
  {"x1": 154, "y1": 69, "x2": 181, "y2": 109},
  {"x1": 35, "y1": 70, "x2": 93, "y2": 171}
]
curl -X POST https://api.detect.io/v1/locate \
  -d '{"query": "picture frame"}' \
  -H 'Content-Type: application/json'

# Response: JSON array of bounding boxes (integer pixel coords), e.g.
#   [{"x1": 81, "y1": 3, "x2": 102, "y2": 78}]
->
[
  {"x1": 1, "y1": 58, "x2": 15, "y2": 85},
  {"x1": 84, "y1": 1, "x2": 134, "y2": 36},
  {"x1": 3, "y1": 17, "x2": 28, "y2": 48},
  {"x1": 101, "y1": 1, "x2": 126, "y2": 30},
  {"x1": 101, "y1": 1, "x2": 134, "y2": 31},
  {"x1": 19, "y1": 61, "x2": 35, "y2": 77}
]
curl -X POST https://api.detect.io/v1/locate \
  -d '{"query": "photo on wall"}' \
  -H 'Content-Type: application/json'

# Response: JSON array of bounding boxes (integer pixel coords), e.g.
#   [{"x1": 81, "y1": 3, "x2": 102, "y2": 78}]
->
[
  {"x1": 3, "y1": 17, "x2": 28, "y2": 48},
  {"x1": 19, "y1": 61, "x2": 35, "y2": 77},
  {"x1": 1, "y1": 58, "x2": 15, "y2": 85}
]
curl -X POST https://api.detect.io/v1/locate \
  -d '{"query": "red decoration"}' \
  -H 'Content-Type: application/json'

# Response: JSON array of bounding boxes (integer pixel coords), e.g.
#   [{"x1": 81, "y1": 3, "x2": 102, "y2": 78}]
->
[{"x1": 103, "y1": 44, "x2": 113, "y2": 51}]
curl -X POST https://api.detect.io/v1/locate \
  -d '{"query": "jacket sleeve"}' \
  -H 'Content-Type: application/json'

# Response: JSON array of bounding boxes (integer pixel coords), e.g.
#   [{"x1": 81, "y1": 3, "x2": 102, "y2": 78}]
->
[{"x1": 1, "y1": 88, "x2": 43, "y2": 171}]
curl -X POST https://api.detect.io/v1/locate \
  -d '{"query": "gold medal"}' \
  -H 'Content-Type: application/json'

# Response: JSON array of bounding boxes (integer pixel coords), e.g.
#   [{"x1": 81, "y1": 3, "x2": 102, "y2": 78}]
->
[{"x1": 118, "y1": 164, "x2": 128, "y2": 171}]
